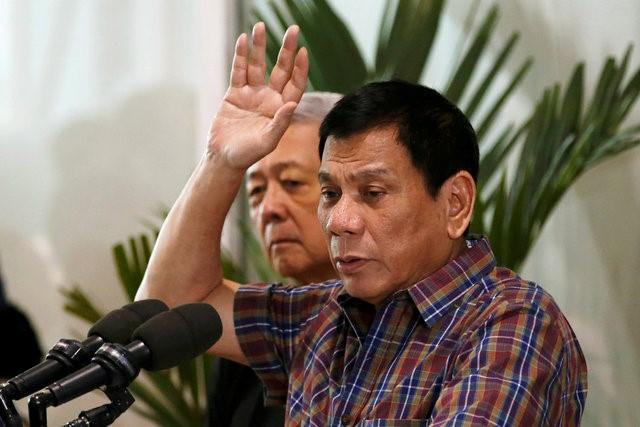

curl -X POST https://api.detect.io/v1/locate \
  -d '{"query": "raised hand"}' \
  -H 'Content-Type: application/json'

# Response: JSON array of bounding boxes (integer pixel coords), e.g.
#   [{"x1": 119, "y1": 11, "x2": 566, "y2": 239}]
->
[{"x1": 208, "y1": 22, "x2": 309, "y2": 170}]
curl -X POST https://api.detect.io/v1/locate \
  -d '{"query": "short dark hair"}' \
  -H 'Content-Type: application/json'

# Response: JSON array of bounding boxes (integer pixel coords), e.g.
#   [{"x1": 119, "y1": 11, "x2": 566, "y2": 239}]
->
[{"x1": 319, "y1": 80, "x2": 479, "y2": 197}]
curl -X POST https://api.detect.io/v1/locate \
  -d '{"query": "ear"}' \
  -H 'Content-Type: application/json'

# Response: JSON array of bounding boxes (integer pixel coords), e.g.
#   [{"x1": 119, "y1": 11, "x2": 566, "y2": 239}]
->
[{"x1": 443, "y1": 171, "x2": 476, "y2": 239}]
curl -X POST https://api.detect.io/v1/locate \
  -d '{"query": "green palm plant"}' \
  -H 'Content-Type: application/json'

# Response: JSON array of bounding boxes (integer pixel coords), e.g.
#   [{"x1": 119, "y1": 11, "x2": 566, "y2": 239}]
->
[
  {"x1": 254, "y1": 0, "x2": 640, "y2": 270},
  {"x1": 61, "y1": 220, "x2": 278, "y2": 426}
]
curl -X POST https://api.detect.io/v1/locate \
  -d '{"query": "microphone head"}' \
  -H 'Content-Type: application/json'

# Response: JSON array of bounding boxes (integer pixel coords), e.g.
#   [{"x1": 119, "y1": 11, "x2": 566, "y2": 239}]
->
[
  {"x1": 88, "y1": 299, "x2": 169, "y2": 344},
  {"x1": 131, "y1": 303, "x2": 222, "y2": 370}
]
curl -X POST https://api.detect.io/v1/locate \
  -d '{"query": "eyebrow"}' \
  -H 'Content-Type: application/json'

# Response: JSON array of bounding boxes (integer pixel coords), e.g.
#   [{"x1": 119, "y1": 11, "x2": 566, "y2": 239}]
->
[
  {"x1": 247, "y1": 160, "x2": 307, "y2": 180},
  {"x1": 318, "y1": 167, "x2": 393, "y2": 183}
]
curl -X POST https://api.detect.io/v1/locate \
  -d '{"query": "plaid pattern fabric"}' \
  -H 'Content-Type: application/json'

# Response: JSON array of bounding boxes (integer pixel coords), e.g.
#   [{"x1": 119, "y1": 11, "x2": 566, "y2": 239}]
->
[{"x1": 234, "y1": 237, "x2": 587, "y2": 426}]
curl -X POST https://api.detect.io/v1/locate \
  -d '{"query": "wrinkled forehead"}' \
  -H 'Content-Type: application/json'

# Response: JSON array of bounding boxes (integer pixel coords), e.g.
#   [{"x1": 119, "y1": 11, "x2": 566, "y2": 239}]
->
[
  {"x1": 319, "y1": 127, "x2": 418, "y2": 183},
  {"x1": 320, "y1": 126, "x2": 403, "y2": 165}
]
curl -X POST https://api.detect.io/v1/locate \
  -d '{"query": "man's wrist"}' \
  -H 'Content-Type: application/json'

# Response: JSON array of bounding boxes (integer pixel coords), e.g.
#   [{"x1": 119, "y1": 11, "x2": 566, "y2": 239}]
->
[{"x1": 202, "y1": 144, "x2": 247, "y2": 178}]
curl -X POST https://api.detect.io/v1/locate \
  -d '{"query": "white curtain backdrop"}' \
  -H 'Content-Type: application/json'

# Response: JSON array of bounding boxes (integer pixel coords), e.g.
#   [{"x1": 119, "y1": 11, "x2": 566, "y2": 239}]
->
[{"x1": 0, "y1": 0, "x2": 234, "y2": 424}]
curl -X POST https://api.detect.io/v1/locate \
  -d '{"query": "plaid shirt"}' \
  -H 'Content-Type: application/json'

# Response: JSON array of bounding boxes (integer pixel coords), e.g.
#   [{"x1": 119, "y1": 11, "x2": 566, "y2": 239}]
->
[{"x1": 234, "y1": 237, "x2": 587, "y2": 426}]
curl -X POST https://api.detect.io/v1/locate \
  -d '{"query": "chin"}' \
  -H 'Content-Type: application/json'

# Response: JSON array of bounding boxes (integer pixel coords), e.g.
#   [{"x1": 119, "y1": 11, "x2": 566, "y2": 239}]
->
[
  {"x1": 274, "y1": 258, "x2": 304, "y2": 280},
  {"x1": 342, "y1": 277, "x2": 387, "y2": 305}
]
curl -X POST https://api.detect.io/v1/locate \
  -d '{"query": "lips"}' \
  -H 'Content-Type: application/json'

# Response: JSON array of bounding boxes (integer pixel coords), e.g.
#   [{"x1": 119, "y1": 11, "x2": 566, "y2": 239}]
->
[
  {"x1": 334, "y1": 255, "x2": 370, "y2": 274},
  {"x1": 269, "y1": 238, "x2": 301, "y2": 250}
]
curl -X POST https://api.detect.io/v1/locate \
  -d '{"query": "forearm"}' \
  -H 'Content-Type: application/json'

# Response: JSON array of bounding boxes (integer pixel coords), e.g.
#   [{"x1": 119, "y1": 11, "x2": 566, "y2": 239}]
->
[
  {"x1": 134, "y1": 22, "x2": 306, "y2": 361},
  {"x1": 136, "y1": 150, "x2": 245, "y2": 307}
]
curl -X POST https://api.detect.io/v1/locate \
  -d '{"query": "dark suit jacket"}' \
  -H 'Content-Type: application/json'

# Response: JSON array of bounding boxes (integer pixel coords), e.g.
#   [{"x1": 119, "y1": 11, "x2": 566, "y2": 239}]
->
[{"x1": 206, "y1": 357, "x2": 285, "y2": 427}]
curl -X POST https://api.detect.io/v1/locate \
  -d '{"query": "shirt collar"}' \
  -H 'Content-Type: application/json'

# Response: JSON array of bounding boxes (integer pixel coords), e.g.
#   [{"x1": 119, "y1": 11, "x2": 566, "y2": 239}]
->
[
  {"x1": 335, "y1": 236, "x2": 496, "y2": 328},
  {"x1": 407, "y1": 235, "x2": 496, "y2": 327}
]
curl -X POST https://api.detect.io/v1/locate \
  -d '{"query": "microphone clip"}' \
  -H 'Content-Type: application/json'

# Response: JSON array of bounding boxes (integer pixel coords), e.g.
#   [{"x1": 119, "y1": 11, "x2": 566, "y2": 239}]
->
[{"x1": 64, "y1": 387, "x2": 135, "y2": 427}]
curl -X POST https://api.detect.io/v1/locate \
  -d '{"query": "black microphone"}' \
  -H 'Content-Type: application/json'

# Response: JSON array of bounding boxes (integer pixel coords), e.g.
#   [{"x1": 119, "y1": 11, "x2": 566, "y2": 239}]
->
[
  {"x1": 0, "y1": 299, "x2": 168, "y2": 402},
  {"x1": 33, "y1": 303, "x2": 222, "y2": 409}
]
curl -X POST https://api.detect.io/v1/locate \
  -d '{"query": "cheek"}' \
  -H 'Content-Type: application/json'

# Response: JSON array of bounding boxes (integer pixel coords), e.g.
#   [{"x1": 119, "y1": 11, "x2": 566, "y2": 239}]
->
[
  {"x1": 249, "y1": 209, "x2": 263, "y2": 233},
  {"x1": 372, "y1": 203, "x2": 442, "y2": 261},
  {"x1": 317, "y1": 208, "x2": 333, "y2": 241},
  {"x1": 298, "y1": 207, "x2": 328, "y2": 247}
]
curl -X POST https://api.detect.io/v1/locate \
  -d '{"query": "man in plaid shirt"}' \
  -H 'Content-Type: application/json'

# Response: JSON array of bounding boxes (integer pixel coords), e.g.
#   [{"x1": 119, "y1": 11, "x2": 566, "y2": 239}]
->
[{"x1": 138, "y1": 23, "x2": 587, "y2": 426}]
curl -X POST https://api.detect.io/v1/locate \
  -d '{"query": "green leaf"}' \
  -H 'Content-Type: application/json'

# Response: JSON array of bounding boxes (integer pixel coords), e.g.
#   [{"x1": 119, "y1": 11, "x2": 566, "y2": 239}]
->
[
  {"x1": 464, "y1": 32, "x2": 520, "y2": 120},
  {"x1": 237, "y1": 220, "x2": 282, "y2": 282},
  {"x1": 469, "y1": 187, "x2": 487, "y2": 236},
  {"x1": 113, "y1": 237, "x2": 144, "y2": 301},
  {"x1": 587, "y1": 125, "x2": 640, "y2": 167},
  {"x1": 177, "y1": 358, "x2": 201, "y2": 416},
  {"x1": 557, "y1": 63, "x2": 584, "y2": 138},
  {"x1": 445, "y1": 5, "x2": 499, "y2": 104},
  {"x1": 375, "y1": 0, "x2": 445, "y2": 82},
  {"x1": 610, "y1": 59, "x2": 640, "y2": 127},
  {"x1": 488, "y1": 172, "x2": 508, "y2": 263},
  {"x1": 59, "y1": 286, "x2": 104, "y2": 324},
  {"x1": 281, "y1": 0, "x2": 367, "y2": 92},
  {"x1": 503, "y1": 168, "x2": 531, "y2": 270},
  {"x1": 143, "y1": 371, "x2": 196, "y2": 425},
  {"x1": 128, "y1": 381, "x2": 186, "y2": 427},
  {"x1": 130, "y1": 406, "x2": 165, "y2": 426},
  {"x1": 581, "y1": 57, "x2": 617, "y2": 131},
  {"x1": 221, "y1": 249, "x2": 248, "y2": 283},
  {"x1": 475, "y1": 56, "x2": 532, "y2": 141},
  {"x1": 530, "y1": 134, "x2": 577, "y2": 225},
  {"x1": 599, "y1": 47, "x2": 633, "y2": 135},
  {"x1": 478, "y1": 122, "x2": 526, "y2": 190}
]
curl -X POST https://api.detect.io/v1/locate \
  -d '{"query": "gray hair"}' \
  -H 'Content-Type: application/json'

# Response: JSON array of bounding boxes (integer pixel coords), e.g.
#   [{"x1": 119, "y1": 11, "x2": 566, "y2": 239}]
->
[{"x1": 291, "y1": 92, "x2": 343, "y2": 124}]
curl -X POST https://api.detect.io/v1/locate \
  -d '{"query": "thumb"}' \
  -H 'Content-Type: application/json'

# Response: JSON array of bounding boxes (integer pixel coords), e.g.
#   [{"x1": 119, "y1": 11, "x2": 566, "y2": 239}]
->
[{"x1": 263, "y1": 101, "x2": 297, "y2": 146}]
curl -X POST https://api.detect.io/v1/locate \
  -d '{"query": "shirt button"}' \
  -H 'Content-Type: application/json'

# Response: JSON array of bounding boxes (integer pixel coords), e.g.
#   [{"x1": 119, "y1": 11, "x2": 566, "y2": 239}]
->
[{"x1": 341, "y1": 414, "x2": 352, "y2": 425}]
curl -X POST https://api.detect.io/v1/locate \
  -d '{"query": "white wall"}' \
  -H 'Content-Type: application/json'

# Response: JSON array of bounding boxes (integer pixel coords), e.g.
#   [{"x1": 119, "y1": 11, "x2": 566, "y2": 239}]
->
[{"x1": 0, "y1": 0, "x2": 234, "y2": 424}]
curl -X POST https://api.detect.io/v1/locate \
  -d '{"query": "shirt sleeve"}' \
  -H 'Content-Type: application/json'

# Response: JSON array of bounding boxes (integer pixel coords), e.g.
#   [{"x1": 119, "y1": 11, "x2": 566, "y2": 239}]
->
[
  {"x1": 233, "y1": 281, "x2": 339, "y2": 405},
  {"x1": 429, "y1": 293, "x2": 588, "y2": 426}
]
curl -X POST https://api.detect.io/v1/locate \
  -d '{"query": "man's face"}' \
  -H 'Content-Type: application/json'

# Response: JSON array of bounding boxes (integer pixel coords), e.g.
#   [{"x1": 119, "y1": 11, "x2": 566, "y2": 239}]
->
[
  {"x1": 247, "y1": 121, "x2": 335, "y2": 283},
  {"x1": 318, "y1": 126, "x2": 457, "y2": 306}
]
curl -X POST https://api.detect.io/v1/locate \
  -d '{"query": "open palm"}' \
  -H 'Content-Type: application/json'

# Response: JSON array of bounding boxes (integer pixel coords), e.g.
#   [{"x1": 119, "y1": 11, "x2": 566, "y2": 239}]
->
[{"x1": 208, "y1": 23, "x2": 309, "y2": 170}]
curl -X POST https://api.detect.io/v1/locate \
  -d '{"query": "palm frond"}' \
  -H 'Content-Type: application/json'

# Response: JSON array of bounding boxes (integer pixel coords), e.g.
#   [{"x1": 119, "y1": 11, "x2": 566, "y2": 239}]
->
[
  {"x1": 374, "y1": 0, "x2": 445, "y2": 82},
  {"x1": 445, "y1": 5, "x2": 500, "y2": 104},
  {"x1": 481, "y1": 51, "x2": 640, "y2": 269}
]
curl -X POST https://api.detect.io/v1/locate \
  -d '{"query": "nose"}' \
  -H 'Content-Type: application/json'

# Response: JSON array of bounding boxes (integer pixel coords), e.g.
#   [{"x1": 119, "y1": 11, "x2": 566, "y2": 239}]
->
[
  {"x1": 324, "y1": 195, "x2": 364, "y2": 236},
  {"x1": 258, "y1": 184, "x2": 288, "y2": 225}
]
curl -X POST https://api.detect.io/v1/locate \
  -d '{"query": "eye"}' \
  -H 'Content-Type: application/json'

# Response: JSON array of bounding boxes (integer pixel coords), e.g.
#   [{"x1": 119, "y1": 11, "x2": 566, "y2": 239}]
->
[
  {"x1": 248, "y1": 185, "x2": 265, "y2": 197},
  {"x1": 282, "y1": 179, "x2": 302, "y2": 191},
  {"x1": 362, "y1": 187, "x2": 386, "y2": 201},
  {"x1": 320, "y1": 187, "x2": 340, "y2": 202},
  {"x1": 247, "y1": 185, "x2": 266, "y2": 207}
]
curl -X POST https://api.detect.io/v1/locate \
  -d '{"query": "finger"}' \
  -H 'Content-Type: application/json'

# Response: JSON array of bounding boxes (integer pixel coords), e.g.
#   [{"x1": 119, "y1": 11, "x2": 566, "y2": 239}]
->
[
  {"x1": 247, "y1": 22, "x2": 267, "y2": 86},
  {"x1": 268, "y1": 25, "x2": 300, "y2": 93},
  {"x1": 282, "y1": 47, "x2": 309, "y2": 103},
  {"x1": 230, "y1": 33, "x2": 248, "y2": 88},
  {"x1": 263, "y1": 102, "x2": 298, "y2": 146}
]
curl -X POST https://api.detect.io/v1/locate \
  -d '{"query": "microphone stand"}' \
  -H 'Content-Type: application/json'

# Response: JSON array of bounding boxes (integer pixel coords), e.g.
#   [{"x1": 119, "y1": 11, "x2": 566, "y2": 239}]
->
[
  {"x1": 27, "y1": 389, "x2": 54, "y2": 427},
  {"x1": 1, "y1": 337, "x2": 99, "y2": 427},
  {"x1": 0, "y1": 385, "x2": 22, "y2": 427},
  {"x1": 64, "y1": 387, "x2": 135, "y2": 426},
  {"x1": 27, "y1": 342, "x2": 145, "y2": 427}
]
